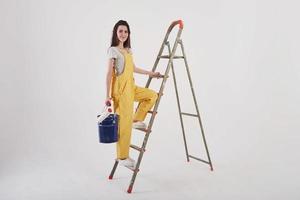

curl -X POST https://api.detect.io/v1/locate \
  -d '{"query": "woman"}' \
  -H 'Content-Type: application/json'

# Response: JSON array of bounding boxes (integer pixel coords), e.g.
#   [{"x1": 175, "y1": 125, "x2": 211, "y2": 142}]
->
[{"x1": 105, "y1": 20, "x2": 162, "y2": 168}]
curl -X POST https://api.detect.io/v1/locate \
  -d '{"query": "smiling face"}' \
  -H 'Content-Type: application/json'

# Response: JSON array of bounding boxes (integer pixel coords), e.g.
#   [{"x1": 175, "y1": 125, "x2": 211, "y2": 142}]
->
[
  {"x1": 111, "y1": 20, "x2": 131, "y2": 48},
  {"x1": 117, "y1": 25, "x2": 129, "y2": 44}
]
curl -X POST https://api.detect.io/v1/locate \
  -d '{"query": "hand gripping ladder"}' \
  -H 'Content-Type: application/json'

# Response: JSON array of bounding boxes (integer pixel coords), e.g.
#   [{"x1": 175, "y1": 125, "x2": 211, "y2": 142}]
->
[{"x1": 108, "y1": 20, "x2": 213, "y2": 193}]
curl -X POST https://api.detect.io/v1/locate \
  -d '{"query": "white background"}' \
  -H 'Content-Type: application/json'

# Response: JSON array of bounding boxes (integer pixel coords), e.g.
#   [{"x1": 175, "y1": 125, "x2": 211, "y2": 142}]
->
[{"x1": 1, "y1": 0, "x2": 300, "y2": 199}]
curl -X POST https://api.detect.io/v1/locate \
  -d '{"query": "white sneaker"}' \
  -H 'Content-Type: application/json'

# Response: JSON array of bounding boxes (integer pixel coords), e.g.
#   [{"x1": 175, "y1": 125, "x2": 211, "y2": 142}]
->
[
  {"x1": 118, "y1": 157, "x2": 135, "y2": 168},
  {"x1": 132, "y1": 121, "x2": 147, "y2": 129}
]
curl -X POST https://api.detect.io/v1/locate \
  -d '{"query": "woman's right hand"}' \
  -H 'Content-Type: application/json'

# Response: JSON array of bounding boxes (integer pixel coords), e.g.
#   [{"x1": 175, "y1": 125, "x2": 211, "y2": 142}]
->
[
  {"x1": 149, "y1": 71, "x2": 163, "y2": 79},
  {"x1": 105, "y1": 97, "x2": 112, "y2": 106}
]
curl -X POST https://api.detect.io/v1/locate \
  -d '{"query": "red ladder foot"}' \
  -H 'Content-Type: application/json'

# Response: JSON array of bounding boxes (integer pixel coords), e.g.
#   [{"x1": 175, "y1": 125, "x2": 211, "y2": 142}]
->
[
  {"x1": 127, "y1": 186, "x2": 133, "y2": 193},
  {"x1": 108, "y1": 175, "x2": 113, "y2": 180}
]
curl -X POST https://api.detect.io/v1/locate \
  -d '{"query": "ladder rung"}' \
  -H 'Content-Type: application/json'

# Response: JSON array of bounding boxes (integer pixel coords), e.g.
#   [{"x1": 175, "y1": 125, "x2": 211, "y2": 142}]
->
[
  {"x1": 158, "y1": 55, "x2": 184, "y2": 59},
  {"x1": 130, "y1": 144, "x2": 145, "y2": 152},
  {"x1": 135, "y1": 128, "x2": 151, "y2": 134},
  {"x1": 147, "y1": 110, "x2": 157, "y2": 115},
  {"x1": 181, "y1": 112, "x2": 198, "y2": 117},
  {"x1": 188, "y1": 155, "x2": 210, "y2": 164},
  {"x1": 124, "y1": 165, "x2": 140, "y2": 172}
]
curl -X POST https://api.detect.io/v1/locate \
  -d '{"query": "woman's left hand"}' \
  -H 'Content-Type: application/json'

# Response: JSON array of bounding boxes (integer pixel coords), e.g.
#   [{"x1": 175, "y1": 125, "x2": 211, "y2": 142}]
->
[{"x1": 149, "y1": 71, "x2": 163, "y2": 79}]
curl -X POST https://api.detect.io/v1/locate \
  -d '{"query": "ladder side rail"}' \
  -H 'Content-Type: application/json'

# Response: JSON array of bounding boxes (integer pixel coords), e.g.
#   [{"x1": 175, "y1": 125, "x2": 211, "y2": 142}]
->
[
  {"x1": 166, "y1": 42, "x2": 190, "y2": 162},
  {"x1": 179, "y1": 40, "x2": 213, "y2": 170},
  {"x1": 128, "y1": 28, "x2": 183, "y2": 192},
  {"x1": 145, "y1": 20, "x2": 184, "y2": 88}
]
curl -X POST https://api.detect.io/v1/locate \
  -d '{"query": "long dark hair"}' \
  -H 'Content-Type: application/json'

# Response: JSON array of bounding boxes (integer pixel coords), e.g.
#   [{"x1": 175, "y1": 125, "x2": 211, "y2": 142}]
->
[{"x1": 110, "y1": 20, "x2": 131, "y2": 48}]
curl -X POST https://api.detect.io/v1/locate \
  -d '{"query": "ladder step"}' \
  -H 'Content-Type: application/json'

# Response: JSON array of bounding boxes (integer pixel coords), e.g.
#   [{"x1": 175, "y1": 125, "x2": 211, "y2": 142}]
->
[
  {"x1": 150, "y1": 74, "x2": 168, "y2": 79},
  {"x1": 147, "y1": 110, "x2": 157, "y2": 115},
  {"x1": 130, "y1": 144, "x2": 145, "y2": 152},
  {"x1": 181, "y1": 112, "x2": 198, "y2": 117},
  {"x1": 124, "y1": 165, "x2": 140, "y2": 172},
  {"x1": 158, "y1": 55, "x2": 184, "y2": 59},
  {"x1": 135, "y1": 128, "x2": 151, "y2": 134}
]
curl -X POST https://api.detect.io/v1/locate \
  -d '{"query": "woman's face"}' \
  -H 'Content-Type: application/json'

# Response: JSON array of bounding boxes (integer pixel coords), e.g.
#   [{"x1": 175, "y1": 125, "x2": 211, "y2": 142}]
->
[{"x1": 117, "y1": 25, "x2": 128, "y2": 44}]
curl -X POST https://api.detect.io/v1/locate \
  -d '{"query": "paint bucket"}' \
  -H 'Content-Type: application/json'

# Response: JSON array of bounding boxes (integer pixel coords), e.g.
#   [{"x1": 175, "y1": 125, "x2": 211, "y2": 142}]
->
[{"x1": 98, "y1": 114, "x2": 118, "y2": 143}]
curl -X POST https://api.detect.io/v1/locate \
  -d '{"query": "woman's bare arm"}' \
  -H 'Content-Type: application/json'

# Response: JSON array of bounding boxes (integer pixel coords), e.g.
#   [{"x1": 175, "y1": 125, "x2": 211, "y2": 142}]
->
[
  {"x1": 106, "y1": 59, "x2": 114, "y2": 99},
  {"x1": 133, "y1": 62, "x2": 162, "y2": 78}
]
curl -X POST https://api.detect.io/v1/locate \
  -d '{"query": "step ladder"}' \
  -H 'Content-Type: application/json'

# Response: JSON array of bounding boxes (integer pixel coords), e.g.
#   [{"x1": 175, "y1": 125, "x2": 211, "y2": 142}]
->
[{"x1": 108, "y1": 20, "x2": 213, "y2": 193}]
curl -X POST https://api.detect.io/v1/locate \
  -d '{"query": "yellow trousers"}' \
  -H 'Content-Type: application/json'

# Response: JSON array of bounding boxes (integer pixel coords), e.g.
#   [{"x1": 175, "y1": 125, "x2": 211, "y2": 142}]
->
[
  {"x1": 111, "y1": 52, "x2": 157, "y2": 159},
  {"x1": 114, "y1": 86, "x2": 157, "y2": 159}
]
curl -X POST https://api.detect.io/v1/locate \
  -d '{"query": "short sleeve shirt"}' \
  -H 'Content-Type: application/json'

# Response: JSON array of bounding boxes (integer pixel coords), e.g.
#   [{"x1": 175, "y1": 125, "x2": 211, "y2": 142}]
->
[{"x1": 107, "y1": 47, "x2": 132, "y2": 76}]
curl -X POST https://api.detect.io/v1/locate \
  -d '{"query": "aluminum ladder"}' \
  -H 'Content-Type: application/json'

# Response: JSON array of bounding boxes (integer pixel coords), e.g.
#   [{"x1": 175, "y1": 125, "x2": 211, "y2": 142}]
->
[{"x1": 108, "y1": 20, "x2": 213, "y2": 193}]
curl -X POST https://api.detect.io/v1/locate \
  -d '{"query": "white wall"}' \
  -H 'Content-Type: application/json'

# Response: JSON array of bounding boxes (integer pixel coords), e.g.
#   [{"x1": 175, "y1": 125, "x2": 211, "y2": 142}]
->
[{"x1": 1, "y1": 0, "x2": 299, "y2": 199}]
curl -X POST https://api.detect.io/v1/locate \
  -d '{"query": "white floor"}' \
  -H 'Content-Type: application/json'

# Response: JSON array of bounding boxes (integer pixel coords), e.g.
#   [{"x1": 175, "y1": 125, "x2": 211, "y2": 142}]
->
[{"x1": 1, "y1": 106, "x2": 299, "y2": 200}]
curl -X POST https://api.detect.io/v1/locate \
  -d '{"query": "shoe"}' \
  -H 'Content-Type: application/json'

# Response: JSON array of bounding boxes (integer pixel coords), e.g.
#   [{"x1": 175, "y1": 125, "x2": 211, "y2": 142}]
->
[
  {"x1": 132, "y1": 121, "x2": 147, "y2": 129},
  {"x1": 118, "y1": 157, "x2": 135, "y2": 168}
]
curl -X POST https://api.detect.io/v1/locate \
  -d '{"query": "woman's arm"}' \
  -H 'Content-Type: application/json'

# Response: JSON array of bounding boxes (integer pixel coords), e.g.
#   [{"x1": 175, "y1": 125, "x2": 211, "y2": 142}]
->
[
  {"x1": 106, "y1": 59, "x2": 114, "y2": 100},
  {"x1": 133, "y1": 62, "x2": 163, "y2": 78},
  {"x1": 134, "y1": 65, "x2": 151, "y2": 75}
]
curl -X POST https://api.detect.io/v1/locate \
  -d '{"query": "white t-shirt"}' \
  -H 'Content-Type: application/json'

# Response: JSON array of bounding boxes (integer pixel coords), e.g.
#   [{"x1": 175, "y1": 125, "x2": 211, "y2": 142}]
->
[{"x1": 107, "y1": 47, "x2": 132, "y2": 76}]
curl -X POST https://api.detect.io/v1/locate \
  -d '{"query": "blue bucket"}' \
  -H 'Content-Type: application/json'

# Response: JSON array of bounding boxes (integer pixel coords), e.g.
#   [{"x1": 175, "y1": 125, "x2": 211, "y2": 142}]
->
[{"x1": 98, "y1": 114, "x2": 119, "y2": 143}]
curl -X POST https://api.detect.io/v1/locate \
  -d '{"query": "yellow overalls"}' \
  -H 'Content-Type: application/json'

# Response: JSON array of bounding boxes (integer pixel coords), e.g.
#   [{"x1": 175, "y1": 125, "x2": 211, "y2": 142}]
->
[{"x1": 111, "y1": 51, "x2": 158, "y2": 159}]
